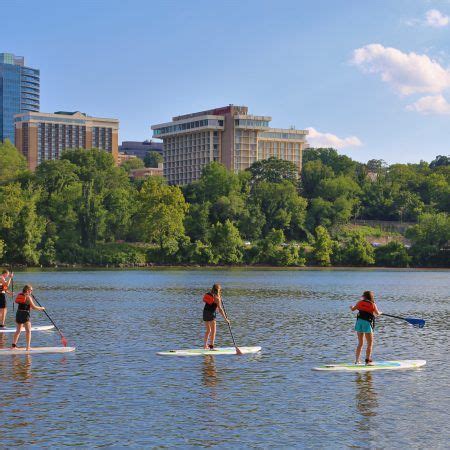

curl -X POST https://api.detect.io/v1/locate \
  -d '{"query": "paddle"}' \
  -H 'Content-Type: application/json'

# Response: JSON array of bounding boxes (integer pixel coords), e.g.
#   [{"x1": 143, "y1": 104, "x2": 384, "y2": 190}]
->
[
  {"x1": 220, "y1": 296, "x2": 243, "y2": 355},
  {"x1": 31, "y1": 294, "x2": 68, "y2": 346},
  {"x1": 382, "y1": 313, "x2": 425, "y2": 328},
  {"x1": 10, "y1": 267, "x2": 14, "y2": 313}
]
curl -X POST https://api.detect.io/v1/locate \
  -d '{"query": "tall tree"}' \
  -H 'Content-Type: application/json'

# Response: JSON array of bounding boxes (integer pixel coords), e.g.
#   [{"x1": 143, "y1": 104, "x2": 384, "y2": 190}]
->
[
  {"x1": 144, "y1": 151, "x2": 163, "y2": 168},
  {"x1": 0, "y1": 140, "x2": 27, "y2": 183},
  {"x1": 247, "y1": 157, "x2": 299, "y2": 186}
]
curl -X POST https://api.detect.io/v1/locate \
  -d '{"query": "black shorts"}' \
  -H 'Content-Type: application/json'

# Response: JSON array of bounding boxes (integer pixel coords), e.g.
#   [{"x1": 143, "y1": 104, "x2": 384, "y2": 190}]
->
[
  {"x1": 0, "y1": 293, "x2": 6, "y2": 309},
  {"x1": 16, "y1": 310, "x2": 30, "y2": 324},
  {"x1": 203, "y1": 309, "x2": 216, "y2": 322}
]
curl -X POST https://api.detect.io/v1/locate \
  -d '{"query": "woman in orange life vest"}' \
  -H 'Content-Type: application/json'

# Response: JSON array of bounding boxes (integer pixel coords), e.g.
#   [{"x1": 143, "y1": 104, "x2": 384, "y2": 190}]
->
[
  {"x1": 11, "y1": 285, "x2": 45, "y2": 351},
  {"x1": 0, "y1": 269, "x2": 14, "y2": 328},
  {"x1": 350, "y1": 291, "x2": 382, "y2": 365},
  {"x1": 203, "y1": 284, "x2": 229, "y2": 350}
]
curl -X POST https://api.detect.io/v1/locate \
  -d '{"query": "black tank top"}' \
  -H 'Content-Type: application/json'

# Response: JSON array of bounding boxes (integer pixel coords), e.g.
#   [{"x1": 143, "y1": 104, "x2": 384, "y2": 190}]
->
[
  {"x1": 18, "y1": 300, "x2": 30, "y2": 312},
  {"x1": 203, "y1": 298, "x2": 218, "y2": 313}
]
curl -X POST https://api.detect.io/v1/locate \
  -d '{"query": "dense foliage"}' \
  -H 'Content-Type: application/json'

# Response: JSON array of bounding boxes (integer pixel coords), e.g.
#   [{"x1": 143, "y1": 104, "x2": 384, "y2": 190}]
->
[{"x1": 0, "y1": 142, "x2": 448, "y2": 267}]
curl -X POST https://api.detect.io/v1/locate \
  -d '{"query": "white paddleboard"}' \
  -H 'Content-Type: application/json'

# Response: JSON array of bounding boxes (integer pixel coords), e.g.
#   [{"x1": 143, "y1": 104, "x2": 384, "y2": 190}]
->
[
  {"x1": 0, "y1": 325, "x2": 55, "y2": 333},
  {"x1": 157, "y1": 346, "x2": 262, "y2": 356},
  {"x1": 0, "y1": 346, "x2": 75, "y2": 355},
  {"x1": 313, "y1": 359, "x2": 426, "y2": 372}
]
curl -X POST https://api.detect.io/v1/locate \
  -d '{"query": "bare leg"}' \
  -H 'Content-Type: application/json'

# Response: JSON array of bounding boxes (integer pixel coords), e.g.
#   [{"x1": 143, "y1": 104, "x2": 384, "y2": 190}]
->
[
  {"x1": 12, "y1": 323, "x2": 23, "y2": 348},
  {"x1": 209, "y1": 320, "x2": 217, "y2": 348},
  {"x1": 204, "y1": 322, "x2": 211, "y2": 349},
  {"x1": 24, "y1": 322, "x2": 32, "y2": 351},
  {"x1": 0, "y1": 307, "x2": 6, "y2": 326},
  {"x1": 365, "y1": 333, "x2": 374, "y2": 363},
  {"x1": 355, "y1": 332, "x2": 364, "y2": 364}
]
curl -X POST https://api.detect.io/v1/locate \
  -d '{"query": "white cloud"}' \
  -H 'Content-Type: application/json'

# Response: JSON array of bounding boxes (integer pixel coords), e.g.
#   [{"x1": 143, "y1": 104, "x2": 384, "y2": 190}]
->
[
  {"x1": 406, "y1": 94, "x2": 450, "y2": 114},
  {"x1": 306, "y1": 127, "x2": 363, "y2": 149},
  {"x1": 425, "y1": 9, "x2": 449, "y2": 27},
  {"x1": 351, "y1": 43, "x2": 450, "y2": 95}
]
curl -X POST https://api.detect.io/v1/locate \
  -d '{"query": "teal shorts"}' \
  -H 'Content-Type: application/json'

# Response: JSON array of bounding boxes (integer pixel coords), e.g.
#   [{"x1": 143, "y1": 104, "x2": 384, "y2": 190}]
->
[{"x1": 355, "y1": 318, "x2": 373, "y2": 333}]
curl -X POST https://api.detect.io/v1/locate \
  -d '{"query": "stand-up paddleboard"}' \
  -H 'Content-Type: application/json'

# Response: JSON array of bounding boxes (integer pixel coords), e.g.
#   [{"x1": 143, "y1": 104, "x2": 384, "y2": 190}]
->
[
  {"x1": 157, "y1": 346, "x2": 261, "y2": 356},
  {"x1": 0, "y1": 346, "x2": 75, "y2": 355},
  {"x1": 313, "y1": 359, "x2": 426, "y2": 372},
  {"x1": 0, "y1": 325, "x2": 55, "y2": 333}
]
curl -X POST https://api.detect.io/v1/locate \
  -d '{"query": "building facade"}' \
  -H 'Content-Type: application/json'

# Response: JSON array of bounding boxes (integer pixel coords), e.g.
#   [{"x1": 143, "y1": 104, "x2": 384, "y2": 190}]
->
[
  {"x1": 151, "y1": 105, "x2": 308, "y2": 185},
  {"x1": 119, "y1": 140, "x2": 163, "y2": 159},
  {"x1": 0, "y1": 53, "x2": 40, "y2": 143},
  {"x1": 15, "y1": 111, "x2": 119, "y2": 170}
]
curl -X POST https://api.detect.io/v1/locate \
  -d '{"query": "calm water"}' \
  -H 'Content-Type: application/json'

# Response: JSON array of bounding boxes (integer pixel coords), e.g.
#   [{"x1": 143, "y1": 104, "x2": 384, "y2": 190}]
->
[{"x1": 0, "y1": 268, "x2": 449, "y2": 448}]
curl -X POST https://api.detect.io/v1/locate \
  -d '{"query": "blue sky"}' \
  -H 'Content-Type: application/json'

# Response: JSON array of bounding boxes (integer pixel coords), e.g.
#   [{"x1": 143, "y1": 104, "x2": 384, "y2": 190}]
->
[{"x1": 2, "y1": 0, "x2": 450, "y2": 163}]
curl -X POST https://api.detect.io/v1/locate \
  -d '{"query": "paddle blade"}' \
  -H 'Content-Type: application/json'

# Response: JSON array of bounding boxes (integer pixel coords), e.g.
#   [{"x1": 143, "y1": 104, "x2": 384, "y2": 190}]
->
[
  {"x1": 406, "y1": 318, "x2": 425, "y2": 328},
  {"x1": 61, "y1": 336, "x2": 68, "y2": 347},
  {"x1": 235, "y1": 347, "x2": 243, "y2": 356}
]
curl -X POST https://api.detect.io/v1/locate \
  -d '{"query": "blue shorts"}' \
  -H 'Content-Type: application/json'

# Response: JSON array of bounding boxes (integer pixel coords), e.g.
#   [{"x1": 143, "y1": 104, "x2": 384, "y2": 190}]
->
[{"x1": 355, "y1": 318, "x2": 373, "y2": 333}]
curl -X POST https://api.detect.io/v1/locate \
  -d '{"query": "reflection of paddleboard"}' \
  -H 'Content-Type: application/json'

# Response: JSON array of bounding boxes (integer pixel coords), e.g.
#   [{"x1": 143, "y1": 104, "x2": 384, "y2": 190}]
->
[
  {"x1": 313, "y1": 359, "x2": 426, "y2": 372},
  {"x1": 0, "y1": 347, "x2": 75, "y2": 356},
  {"x1": 157, "y1": 346, "x2": 262, "y2": 356},
  {"x1": 0, "y1": 325, "x2": 55, "y2": 333}
]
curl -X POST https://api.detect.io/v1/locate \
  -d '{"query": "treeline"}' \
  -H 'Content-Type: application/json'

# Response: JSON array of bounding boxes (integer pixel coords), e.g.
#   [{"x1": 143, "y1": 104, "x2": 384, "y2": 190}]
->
[{"x1": 0, "y1": 139, "x2": 448, "y2": 267}]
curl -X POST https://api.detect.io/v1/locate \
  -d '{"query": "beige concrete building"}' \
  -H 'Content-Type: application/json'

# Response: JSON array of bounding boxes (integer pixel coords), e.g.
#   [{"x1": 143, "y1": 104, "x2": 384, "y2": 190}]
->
[
  {"x1": 15, "y1": 111, "x2": 119, "y2": 170},
  {"x1": 151, "y1": 105, "x2": 308, "y2": 185}
]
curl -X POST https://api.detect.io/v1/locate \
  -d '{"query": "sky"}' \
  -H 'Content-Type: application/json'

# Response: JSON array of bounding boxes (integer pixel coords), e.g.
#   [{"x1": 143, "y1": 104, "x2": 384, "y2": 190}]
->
[{"x1": 2, "y1": 0, "x2": 450, "y2": 164}]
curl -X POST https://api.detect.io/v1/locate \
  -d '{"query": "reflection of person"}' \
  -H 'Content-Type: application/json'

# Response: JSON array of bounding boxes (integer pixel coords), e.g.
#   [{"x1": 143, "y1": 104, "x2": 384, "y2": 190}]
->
[
  {"x1": 350, "y1": 291, "x2": 381, "y2": 365},
  {"x1": 202, "y1": 356, "x2": 219, "y2": 388},
  {"x1": 203, "y1": 284, "x2": 229, "y2": 350},
  {"x1": 12, "y1": 354, "x2": 32, "y2": 383},
  {"x1": 0, "y1": 269, "x2": 14, "y2": 328},
  {"x1": 11, "y1": 285, "x2": 45, "y2": 351},
  {"x1": 355, "y1": 372, "x2": 378, "y2": 421}
]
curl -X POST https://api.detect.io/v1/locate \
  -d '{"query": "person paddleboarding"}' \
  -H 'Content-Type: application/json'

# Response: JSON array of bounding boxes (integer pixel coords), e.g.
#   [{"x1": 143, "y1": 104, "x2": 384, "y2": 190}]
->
[
  {"x1": 203, "y1": 284, "x2": 229, "y2": 350},
  {"x1": 0, "y1": 269, "x2": 14, "y2": 328},
  {"x1": 11, "y1": 285, "x2": 45, "y2": 351},
  {"x1": 350, "y1": 291, "x2": 381, "y2": 365}
]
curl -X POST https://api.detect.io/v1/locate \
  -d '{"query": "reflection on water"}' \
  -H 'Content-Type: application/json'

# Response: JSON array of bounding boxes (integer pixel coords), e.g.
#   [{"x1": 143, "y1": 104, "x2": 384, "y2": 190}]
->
[
  {"x1": 0, "y1": 268, "x2": 447, "y2": 448},
  {"x1": 202, "y1": 356, "x2": 219, "y2": 388},
  {"x1": 354, "y1": 372, "x2": 379, "y2": 421}
]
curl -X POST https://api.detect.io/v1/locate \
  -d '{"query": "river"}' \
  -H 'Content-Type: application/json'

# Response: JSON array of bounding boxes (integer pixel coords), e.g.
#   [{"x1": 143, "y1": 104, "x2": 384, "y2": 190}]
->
[{"x1": 0, "y1": 268, "x2": 448, "y2": 448}]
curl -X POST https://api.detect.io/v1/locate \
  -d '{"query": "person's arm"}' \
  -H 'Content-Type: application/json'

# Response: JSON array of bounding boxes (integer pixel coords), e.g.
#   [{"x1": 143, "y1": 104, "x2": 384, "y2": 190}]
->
[
  {"x1": 215, "y1": 297, "x2": 230, "y2": 323},
  {"x1": 28, "y1": 295, "x2": 45, "y2": 311},
  {"x1": 374, "y1": 304, "x2": 382, "y2": 316},
  {"x1": 350, "y1": 304, "x2": 358, "y2": 312}
]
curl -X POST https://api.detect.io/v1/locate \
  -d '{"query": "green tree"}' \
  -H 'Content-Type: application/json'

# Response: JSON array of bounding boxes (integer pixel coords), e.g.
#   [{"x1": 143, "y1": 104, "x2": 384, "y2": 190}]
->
[
  {"x1": 374, "y1": 241, "x2": 411, "y2": 267},
  {"x1": 207, "y1": 219, "x2": 244, "y2": 264},
  {"x1": 0, "y1": 140, "x2": 27, "y2": 182},
  {"x1": 144, "y1": 151, "x2": 163, "y2": 168},
  {"x1": 252, "y1": 180, "x2": 307, "y2": 238},
  {"x1": 407, "y1": 212, "x2": 450, "y2": 266},
  {"x1": 313, "y1": 225, "x2": 333, "y2": 266},
  {"x1": 333, "y1": 230, "x2": 375, "y2": 266},
  {"x1": 247, "y1": 157, "x2": 299, "y2": 186},
  {"x1": 184, "y1": 202, "x2": 211, "y2": 242},
  {"x1": 303, "y1": 148, "x2": 357, "y2": 176},
  {"x1": 121, "y1": 158, "x2": 145, "y2": 173},
  {"x1": 301, "y1": 160, "x2": 334, "y2": 198},
  {"x1": 134, "y1": 177, "x2": 188, "y2": 249}
]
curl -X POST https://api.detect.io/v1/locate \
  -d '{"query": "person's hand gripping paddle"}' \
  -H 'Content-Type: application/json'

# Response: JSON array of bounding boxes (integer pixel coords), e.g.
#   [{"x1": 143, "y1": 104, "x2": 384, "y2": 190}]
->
[
  {"x1": 31, "y1": 294, "x2": 68, "y2": 347},
  {"x1": 220, "y1": 296, "x2": 243, "y2": 355}
]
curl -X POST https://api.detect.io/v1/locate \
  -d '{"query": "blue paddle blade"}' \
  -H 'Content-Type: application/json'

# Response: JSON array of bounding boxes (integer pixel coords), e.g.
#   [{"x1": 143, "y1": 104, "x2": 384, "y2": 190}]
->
[{"x1": 406, "y1": 318, "x2": 425, "y2": 328}]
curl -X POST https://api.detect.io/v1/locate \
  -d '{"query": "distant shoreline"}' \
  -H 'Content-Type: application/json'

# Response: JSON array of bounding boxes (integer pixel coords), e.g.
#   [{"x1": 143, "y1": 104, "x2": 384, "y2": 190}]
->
[{"x1": 7, "y1": 264, "x2": 449, "y2": 272}]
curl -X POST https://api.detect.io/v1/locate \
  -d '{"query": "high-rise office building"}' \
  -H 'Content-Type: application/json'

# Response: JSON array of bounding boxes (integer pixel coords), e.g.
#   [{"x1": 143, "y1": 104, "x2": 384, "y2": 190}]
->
[
  {"x1": 15, "y1": 111, "x2": 119, "y2": 170},
  {"x1": 0, "y1": 53, "x2": 40, "y2": 143},
  {"x1": 151, "y1": 105, "x2": 308, "y2": 185}
]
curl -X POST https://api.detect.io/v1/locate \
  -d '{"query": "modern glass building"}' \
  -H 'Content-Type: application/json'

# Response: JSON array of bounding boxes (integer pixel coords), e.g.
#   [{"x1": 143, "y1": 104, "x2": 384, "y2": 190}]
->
[
  {"x1": 0, "y1": 53, "x2": 40, "y2": 143},
  {"x1": 152, "y1": 105, "x2": 308, "y2": 185}
]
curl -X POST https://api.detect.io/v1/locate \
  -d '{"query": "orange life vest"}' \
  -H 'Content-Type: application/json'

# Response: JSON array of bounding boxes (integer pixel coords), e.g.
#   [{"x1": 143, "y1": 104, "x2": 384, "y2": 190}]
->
[
  {"x1": 15, "y1": 293, "x2": 27, "y2": 304},
  {"x1": 1, "y1": 276, "x2": 8, "y2": 293},
  {"x1": 203, "y1": 293, "x2": 215, "y2": 305},
  {"x1": 356, "y1": 300, "x2": 375, "y2": 314}
]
